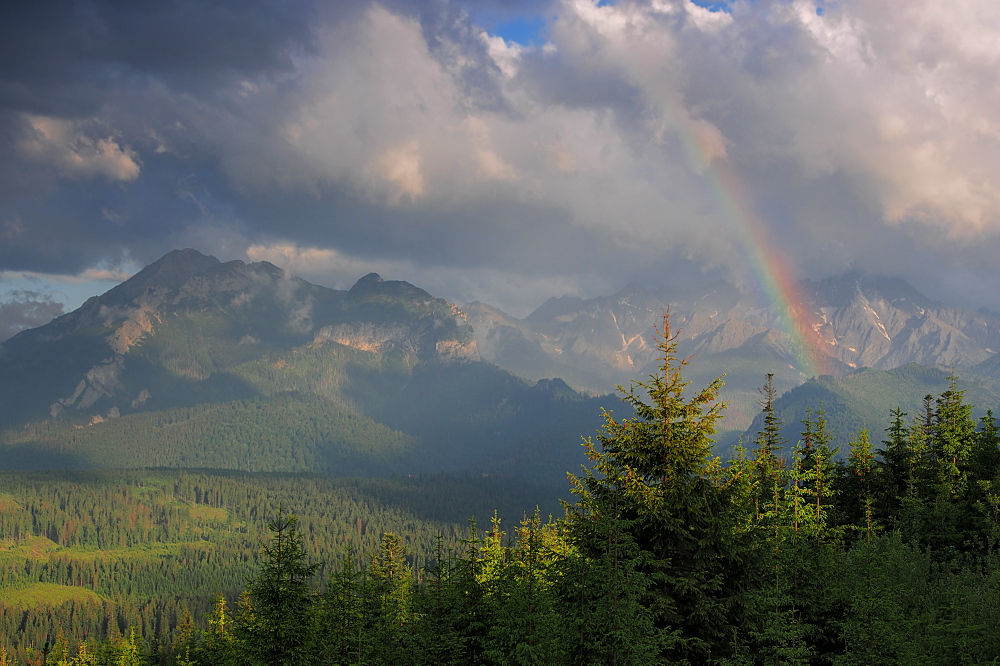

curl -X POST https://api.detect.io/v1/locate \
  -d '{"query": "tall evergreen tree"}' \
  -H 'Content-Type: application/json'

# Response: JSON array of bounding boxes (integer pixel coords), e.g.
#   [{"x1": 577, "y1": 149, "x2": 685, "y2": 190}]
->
[
  {"x1": 236, "y1": 511, "x2": 318, "y2": 666},
  {"x1": 836, "y1": 429, "x2": 877, "y2": 540},
  {"x1": 314, "y1": 544, "x2": 364, "y2": 665},
  {"x1": 972, "y1": 410, "x2": 1000, "y2": 485},
  {"x1": 483, "y1": 512, "x2": 566, "y2": 666},
  {"x1": 876, "y1": 408, "x2": 910, "y2": 526},
  {"x1": 568, "y1": 314, "x2": 746, "y2": 662},
  {"x1": 362, "y1": 532, "x2": 413, "y2": 665},
  {"x1": 931, "y1": 375, "x2": 977, "y2": 499},
  {"x1": 742, "y1": 389, "x2": 841, "y2": 665},
  {"x1": 559, "y1": 495, "x2": 666, "y2": 665},
  {"x1": 409, "y1": 536, "x2": 471, "y2": 666}
]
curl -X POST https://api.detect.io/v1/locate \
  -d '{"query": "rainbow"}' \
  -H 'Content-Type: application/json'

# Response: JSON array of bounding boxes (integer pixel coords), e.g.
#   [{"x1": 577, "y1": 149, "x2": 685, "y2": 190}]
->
[{"x1": 676, "y1": 116, "x2": 830, "y2": 379}]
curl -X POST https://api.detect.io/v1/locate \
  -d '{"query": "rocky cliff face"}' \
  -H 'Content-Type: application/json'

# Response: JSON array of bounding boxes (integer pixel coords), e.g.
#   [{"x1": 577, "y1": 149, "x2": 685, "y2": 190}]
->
[{"x1": 798, "y1": 274, "x2": 1000, "y2": 370}]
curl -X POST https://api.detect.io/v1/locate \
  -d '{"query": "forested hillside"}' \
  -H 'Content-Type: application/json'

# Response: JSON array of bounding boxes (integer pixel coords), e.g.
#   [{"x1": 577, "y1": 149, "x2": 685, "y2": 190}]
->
[
  {"x1": 0, "y1": 470, "x2": 561, "y2": 663},
  {"x1": 742, "y1": 363, "x2": 1000, "y2": 452},
  {"x1": 6, "y1": 319, "x2": 1000, "y2": 664}
]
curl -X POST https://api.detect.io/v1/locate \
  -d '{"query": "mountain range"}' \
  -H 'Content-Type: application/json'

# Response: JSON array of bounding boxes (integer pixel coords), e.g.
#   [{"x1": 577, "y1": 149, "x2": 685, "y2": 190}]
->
[
  {"x1": 466, "y1": 272, "x2": 1000, "y2": 428},
  {"x1": 3, "y1": 248, "x2": 1000, "y2": 477},
  {"x1": 0, "y1": 249, "x2": 605, "y2": 482}
]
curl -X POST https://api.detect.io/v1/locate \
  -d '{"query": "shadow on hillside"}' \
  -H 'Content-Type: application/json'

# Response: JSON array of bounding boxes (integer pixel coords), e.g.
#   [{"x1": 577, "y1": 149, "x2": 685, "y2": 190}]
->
[{"x1": 0, "y1": 444, "x2": 92, "y2": 471}]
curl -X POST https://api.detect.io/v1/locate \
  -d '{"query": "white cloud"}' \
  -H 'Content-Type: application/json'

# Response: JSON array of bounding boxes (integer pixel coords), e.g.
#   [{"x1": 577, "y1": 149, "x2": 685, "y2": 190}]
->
[
  {"x1": 17, "y1": 115, "x2": 141, "y2": 182},
  {"x1": 368, "y1": 140, "x2": 426, "y2": 202},
  {"x1": 742, "y1": 0, "x2": 1000, "y2": 234}
]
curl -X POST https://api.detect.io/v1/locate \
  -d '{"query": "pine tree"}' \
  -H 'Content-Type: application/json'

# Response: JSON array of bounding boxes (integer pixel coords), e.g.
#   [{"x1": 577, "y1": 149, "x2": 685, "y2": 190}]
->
[
  {"x1": 199, "y1": 595, "x2": 238, "y2": 665},
  {"x1": 484, "y1": 512, "x2": 566, "y2": 666},
  {"x1": 236, "y1": 510, "x2": 318, "y2": 666},
  {"x1": 876, "y1": 407, "x2": 910, "y2": 525},
  {"x1": 559, "y1": 496, "x2": 664, "y2": 665},
  {"x1": 931, "y1": 375, "x2": 977, "y2": 499},
  {"x1": 972, "y1": 410, "x2": 1000, "y2": 485},
  {"x1": 742, "y1": 387, "x2": 824, "y2": 665},
  {"x1": 362, "y1": 532, "x2": 413, "y2": 665},
  {"x1": 751, "y1": 374, "x2": 786, "y2": 528},
  {"x1": 838, "y1": 428, "x2": 877, "y2": 539},
  {"x1": 113, "y1": 628, "x2": 143, "y2": 666},
  {"x1": 568, "y1": 314, "x2": 744, "y2": 662},
  {"x1": 314, "y1": 544, "x2": 364, "y2": 664},
  {"x1": 409, "y1": 535, "x2": 469, "y2": 665}
]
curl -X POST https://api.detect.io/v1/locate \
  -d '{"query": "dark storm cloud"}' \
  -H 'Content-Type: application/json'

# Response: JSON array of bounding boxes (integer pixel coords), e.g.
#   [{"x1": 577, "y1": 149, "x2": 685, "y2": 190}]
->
[
  {"x1": 0, "y1": 0, "x2": 320, "y2": 115},
  {"x1": 0, "y1": 290, "x2": 64, "y2": 341},
  {"x1": 0, "y1": 0, "x2": 325, "y2": 275}
]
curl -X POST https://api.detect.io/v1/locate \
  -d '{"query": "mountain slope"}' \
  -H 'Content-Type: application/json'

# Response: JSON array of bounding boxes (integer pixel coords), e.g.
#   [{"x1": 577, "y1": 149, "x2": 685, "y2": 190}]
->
[
  {"x1": 737, "y1": 364, "x2": 1000, "y2": 453},
  {"x1": 0, "y1": 249, "x2": 606, "y2": 482}
]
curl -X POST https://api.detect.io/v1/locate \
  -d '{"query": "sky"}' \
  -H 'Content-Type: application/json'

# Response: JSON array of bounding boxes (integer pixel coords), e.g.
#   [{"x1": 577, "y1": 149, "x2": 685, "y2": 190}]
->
[{"x1": 3, "y1": 0, "x2": 1000, "y2": 339}]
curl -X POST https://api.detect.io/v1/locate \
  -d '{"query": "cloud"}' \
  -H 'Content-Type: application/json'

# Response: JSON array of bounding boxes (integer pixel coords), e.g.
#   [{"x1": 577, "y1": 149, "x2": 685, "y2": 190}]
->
[
  {"x1": 245, "y1": 241, "x2": 617, "y2": 317},
  {"x1": 370, "y1": 140, "x2": 426, "y2": 202},
  {"x1": 0, "y1": 290, "x2": 64, "y2": 342},
  {"x1": 755, "y1": 0, "x2": 1000, "y2": 235},
  {"x1": 2, "y1": 0, "x2": 1000, "y2": 315},
  {"x1": 17, "y1": 115, "x2": 140, "y2": 182}
]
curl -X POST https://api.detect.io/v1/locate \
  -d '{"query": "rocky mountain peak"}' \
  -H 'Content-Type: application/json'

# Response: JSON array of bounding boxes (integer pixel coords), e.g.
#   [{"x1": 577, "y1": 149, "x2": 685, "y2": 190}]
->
[
  {"x1": 803, "y1": 270, "x2": 933, "y2": 311},
  {"x1": 351, "y1": 273, "x2": 384, "y2": 291},
  {"x1": 0, "y1": 250, "x2": 482, "y2": 428},
  {"x1": 525, "y1": 295, "x2": 588, "y2": 324},
  {"x1": 101, "y1": 248, "x2": 222, "y2": 304},
  {"x1": 348, "y1": 273, "x2": 436, "y2": 303}
]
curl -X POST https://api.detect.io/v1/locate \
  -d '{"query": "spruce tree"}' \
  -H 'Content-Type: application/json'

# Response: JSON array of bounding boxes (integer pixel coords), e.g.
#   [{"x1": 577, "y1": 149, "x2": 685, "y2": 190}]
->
[
  {"x1": 568, "y1": 314, "x2": 744, "y2": 662},
  {"x1": 315, "y1": 544, "x2": 364, "y2": 665},
  {"x1": 931, "y1": 375, "x2": 977, "y2": 499},
  {"x1": 484, "y1": 512, "x2": 566, "y2": 666},
  {"x1": 972, "y1": 410, "x2": 1000, "y2": 486},
  {"x1": 362, "y1": 532, "x2": 413, "y2": 665},
  {"x1": 236, "y1": 511, "x2": 318, "y2": 666},
  {"x1": 876, "y1": 408, "x2": 910, "y2": 526},
  {"x1": 558, "y1": 497, "x2": 664, "y2": 665},
  {"x1": 410, "y1": 536, "x2": 470, "y2": 666}
]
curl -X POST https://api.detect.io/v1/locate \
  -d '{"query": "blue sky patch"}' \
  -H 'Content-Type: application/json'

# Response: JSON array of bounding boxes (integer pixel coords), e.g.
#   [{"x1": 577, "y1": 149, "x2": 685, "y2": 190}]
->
[
  {"x1": 479, "y1": 13, "x2": 549, "y2": 46},
  {"x1": 690, "y1": 0, "x2": 734, "y2": 12}
]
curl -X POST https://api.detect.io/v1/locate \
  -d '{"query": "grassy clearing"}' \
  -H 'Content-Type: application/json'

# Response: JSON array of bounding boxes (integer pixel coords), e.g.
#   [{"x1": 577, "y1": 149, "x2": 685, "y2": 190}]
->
[
  {"x1": 47, "y1": 541, "x2": 216, "y2": 562},
  {"x1": 0, "y1": 583, "x2": 102, "y2": 610},
  {"x1": 0, "y1": 537, "x2": 215, "y2": 564},
  {"x1": 185, "y1": 504, "x2": 228, "y2": 520},
  {"x1": 0, "y1": 536, "x2": 60, "y2": 562}
]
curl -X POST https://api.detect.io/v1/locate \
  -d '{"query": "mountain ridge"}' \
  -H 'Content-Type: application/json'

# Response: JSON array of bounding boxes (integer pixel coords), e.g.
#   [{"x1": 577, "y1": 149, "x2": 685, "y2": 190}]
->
[
  {"x1": 0, "y1": 249, "x2": 607, "y2": 482},
  {"x1": 463, "y1": 271, "x2": 1000, "y2": 428},
  {"x1": 6, "y1": 248, "x2": 1000, "y2": 475}
]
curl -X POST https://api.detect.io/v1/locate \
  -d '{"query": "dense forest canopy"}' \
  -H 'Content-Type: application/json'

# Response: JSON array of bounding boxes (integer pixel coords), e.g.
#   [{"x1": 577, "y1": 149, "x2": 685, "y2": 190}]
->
[{"x1": 3, "y1": 317, "x2": 1000, "y2": 664}]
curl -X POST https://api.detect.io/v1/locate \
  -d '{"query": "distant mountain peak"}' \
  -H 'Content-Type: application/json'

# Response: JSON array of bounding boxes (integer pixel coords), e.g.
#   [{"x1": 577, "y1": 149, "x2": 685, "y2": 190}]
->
[
  {"x1": 100, "y1": 249, "x2": 224, "y2": 305},
  {"x1": 147, "y1": 247, "x2": 223, "y2": 274},
  {"x1": 0, "y1": 249, "x2": 484, "y2": 428},
  {"x1": 348, "y1": 273, "x2": 437, "y2": 304},
  {"x1": 802, "y1": 270, "x2": 932, "y2": 309},
  {"x1": 525, "y1": 294, "x2": 587, "y2": 323},
  {"x1": 352, "y1": 273, "x2": 384, "y2": 290}
]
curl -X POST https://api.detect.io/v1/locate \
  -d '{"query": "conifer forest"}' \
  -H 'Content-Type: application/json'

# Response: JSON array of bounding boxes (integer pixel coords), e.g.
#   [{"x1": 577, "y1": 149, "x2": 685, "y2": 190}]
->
[{"x1": 4, "y1": 320, "x2": 1000, "y2": 665}]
